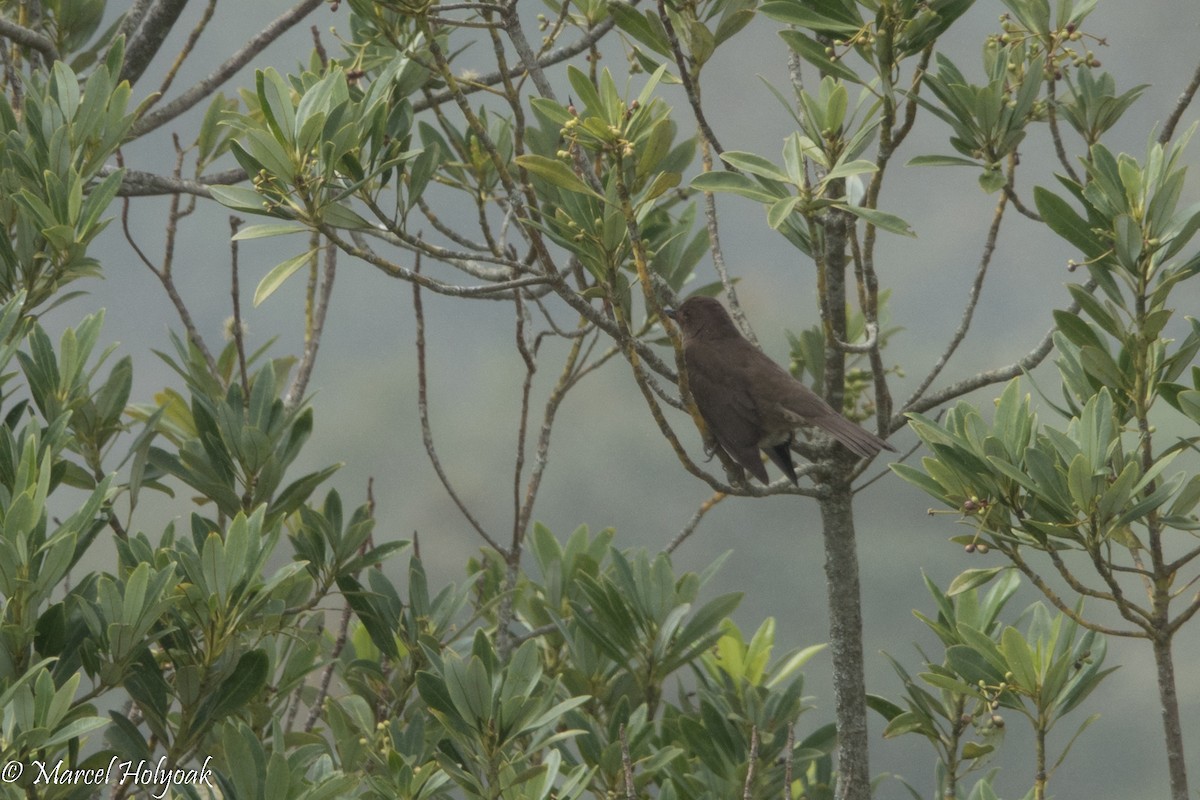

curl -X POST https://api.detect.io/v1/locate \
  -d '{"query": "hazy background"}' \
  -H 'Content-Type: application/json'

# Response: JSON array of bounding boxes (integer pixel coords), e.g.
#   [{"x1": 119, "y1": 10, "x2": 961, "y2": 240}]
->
[{"x1": 52, "y1": 1, "x2": 1200, "y2": 796}]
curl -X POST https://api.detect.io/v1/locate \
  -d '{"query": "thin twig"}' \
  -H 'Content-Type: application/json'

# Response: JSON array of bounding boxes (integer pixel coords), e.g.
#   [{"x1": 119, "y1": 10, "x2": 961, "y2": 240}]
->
[
  {"x1": 1001, "y1": 182, "x2": 1043, "y2": 222},
  {"x1": 1168, "y1": 592, "x2": 1200, "y2": 635},
  {"x1": 656, "y1": 0, "x2": 731, "y2": 165},
  {"x1": 854, "y1": 434, "x2": 925, "y2": 493},
  {"x1": 422, "y1": 21, "x2": 559, "y2": 275},
  {"x1": 229, "y1": 217, "x2": 250, "y2": 398},
  {"x1": 412, "y1": 254, "x2": 505, "y2": 553},
  {"x1": 903, "y1": 279, "x2": 1096, "y2": 417},
  {"x1": 131, "y1": 0, "x2": 326, "y2": 137},
  {"x1": 1165, "y1": 540, "x2": 1200, "y2": 576},
  {"x1": 497, "y1": 290, "x2": 540, "y2": 663},
  {"x1": 512, "y1": 621, "x2": 558, "y2": 646},
  {"x1": 416, "y1": 196, "x2": 494, "y2": 252},
  {"x1": 426, "y1": 15, "x2": 500, "y2": 30},
  {"x1": 1045, "y1": 77, "x2": 1082, "y2": 185},
  {"x1": 619, "y1": 724, "x2": 636, "y2": 800},
  {"x1": 359, "y1": 196, "x2": 535, "y2": 278},
  {"x1": 325, "y1": 226, "x2": 550, "y2": 297},
  {"x1": 904, "y1": 178, "x2": 1009, "y2": 409},
  {"x1": 700, "y1": 138, "x2": 756, "y2": 344},
  {"x1": 1081, "y1": 539, "x2": 1155, "y2": 628},
  {"x1": 783, "y1": 724, "x2": 795, "y2": 800},
  {"x1": 118, "y1": 150, "x2": 220, "y2": 377},
  {"x1": 151, "y1": 0, "x2": 217, "y2": 104},
  {"x1": 534, "y1": 0, "x2": 572, "y2": 59},
  {"x1": 664, "y1": 491, "x2": 726, "y2": 554},
  {"x1": 1159, "y1": 59, "x2": 1200, "y2": 145},
  {"x1": 742, "y1": 725, "x2": 759, "y2": 800},
  {"x1": 303, "y1": 602, "x2": 350, "y2": 733},
  {"x1": 515, "y1": 330, "x2": 585, "y2": 538},
  {"x1": 0, "y1": 32, "x2": 22, "y2": 110},
  {"x1": 1000, "y1": 544, "x2": 1145, "y2": 638},
  {"x1": 287, "y1": 237, "x2": 336, "y2": 408},
  {"x1": 416, "y1": 14, "x2": 616, "y2": 111}
]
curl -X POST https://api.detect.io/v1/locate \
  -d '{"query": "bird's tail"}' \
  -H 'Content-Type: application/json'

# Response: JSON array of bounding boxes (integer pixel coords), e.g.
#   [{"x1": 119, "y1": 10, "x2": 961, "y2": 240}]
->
[{"x1": 816, "y1": 413, "x2": 896, "y2": 458}]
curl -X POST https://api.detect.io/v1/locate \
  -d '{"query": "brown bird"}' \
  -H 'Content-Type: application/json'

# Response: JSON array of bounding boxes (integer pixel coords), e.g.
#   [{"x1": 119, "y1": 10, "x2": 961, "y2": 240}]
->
[{"x1": 665, "y1": 296, "x2": 895, "y2": 485}]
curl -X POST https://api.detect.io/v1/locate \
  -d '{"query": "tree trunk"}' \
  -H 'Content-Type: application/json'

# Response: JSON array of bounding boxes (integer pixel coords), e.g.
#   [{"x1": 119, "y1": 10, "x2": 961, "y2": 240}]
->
[
  {"x1": 1152, "y1": 632, "x2": 1189, "y2": 800},
  {"x1": 819, "y1": 473, "x2": 870, "y2": 800}
]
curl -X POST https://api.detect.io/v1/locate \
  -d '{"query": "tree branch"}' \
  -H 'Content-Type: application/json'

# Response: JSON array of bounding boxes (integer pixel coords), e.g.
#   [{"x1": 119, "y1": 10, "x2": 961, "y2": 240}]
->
[
  {"x1": 1159, "y1": 59, "x2": 1200, "y2": 145},
  {"x1": 0, "y1": 17, "x2": 60, "y2": 63},
  {"x1": 412, "y1": 258, "x2": 505, "y2": 553},
  {"x1": 110, "y1": 165, "x2": 246, "y2": 198},
  {"x1": 1045, "y1": 77, "x2": 1082, "y2": 186},
  {"x1": 415, "y1": 15, "x2": 617, "y2": 112},
  {"x1": 700, "y1": 138, "x2": 756, "y2": 344},
  {"x1": 1000, "y1": 544, "x2": 1146, "y2": 638},
  {"x1": 656, "y1": 0, "x2": 731, "y2": 166},
  {"x1": 664, "y1": 491, "x2": 727, "y2": 554},
  {"x1": 904, "y1": 182, "x2": 1009, "y2": 410},
  {"x1": 286, "y1": 237, "x2": 337, "y2": 408},
  {"x1": 120, "y1": 0, "x2": 189, "y2": 86},
  {"x1": 323, "y1": 226, "x2": 552, "y2": 298},
  {"x1": 118, "y1": 149, "x2": 219, "y2": 377},
  {"x1": 130, "y1": 0, "x2": 325, "y2": 138},
  {"x1": 742, "y1": 725, "x2": 760, "y2": 800}
]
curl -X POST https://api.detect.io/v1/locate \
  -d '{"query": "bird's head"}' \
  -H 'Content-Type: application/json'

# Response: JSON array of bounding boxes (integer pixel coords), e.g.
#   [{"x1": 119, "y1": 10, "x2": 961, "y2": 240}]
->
[{"x1": 664, "y1": 295, "x2": 741, "y2": 341}]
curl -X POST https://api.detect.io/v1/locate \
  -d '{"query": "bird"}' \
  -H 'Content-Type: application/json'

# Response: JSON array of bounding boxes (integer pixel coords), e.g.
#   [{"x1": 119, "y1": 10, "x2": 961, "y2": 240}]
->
[{"x1": 664, "y1": 295, "x2": 895, "y2": 485}]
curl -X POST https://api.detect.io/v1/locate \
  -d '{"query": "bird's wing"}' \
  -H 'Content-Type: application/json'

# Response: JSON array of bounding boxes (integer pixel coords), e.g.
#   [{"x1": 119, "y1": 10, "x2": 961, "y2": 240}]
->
[
  {"x1": 685, "y1": 343, "x2": 769, "y2": 483},
  {"x1": 773, "y1": 368, "x2": 894, "y2": 458}
]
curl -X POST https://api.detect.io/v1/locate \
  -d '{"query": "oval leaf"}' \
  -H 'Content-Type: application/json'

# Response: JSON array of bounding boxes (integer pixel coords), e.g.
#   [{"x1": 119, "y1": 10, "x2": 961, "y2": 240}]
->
[{"x1": 255, "y1": 250, "x2": 314, "y2": 306}]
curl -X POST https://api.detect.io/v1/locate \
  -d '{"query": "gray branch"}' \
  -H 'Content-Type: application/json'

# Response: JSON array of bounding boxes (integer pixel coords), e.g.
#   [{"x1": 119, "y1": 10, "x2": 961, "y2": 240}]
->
[
  {"x1": 130, "y1": 0, "x2": 325, "y2": 138},
  {"x1": 106, "y1": 165, "x2": 246, "y2": 197},
  {"x1": 0, "y1": 17, "x2": 60, "y2": 63},
  {"x1": 120, "y1": 0, "x2": 189, "y2": 85}
]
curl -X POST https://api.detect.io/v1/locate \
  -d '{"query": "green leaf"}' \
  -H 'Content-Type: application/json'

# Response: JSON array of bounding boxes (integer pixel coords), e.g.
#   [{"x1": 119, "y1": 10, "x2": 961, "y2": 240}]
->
[
  {"x1": 865, "y1": 693, "x2": 905, "y2": 722},
  {"x1": 961, "y1": 741, "x2": 995, "y2": 759},
  {"x1": 946, "y1": 644, "x2": 1006, "y2": 685},
  {"x1": 825, "y1": 159, "x2": 878, "y2": 182},
  {"x1": 833, "y1": 203, "x2": 916, "y2": 236},
  {"x1": 761, "y1": 1, "x2": 863, "y2": 34},
  {"x1": 907, "y1": 154, "x2": 981, "y2": 168},
  {"x1": 254, "y1": 250, "x2": 315, "y2": 306},
  {"x1": 515, "y1": 155, "x2": 603, "y2": 199},
  {"x1": 257, "y1": 68, "x2": 296, "y2": 144},
  {"x1": 320, "y1": 201, "x2": 371, "y2": 230},
  {"x1": 209, "y1": 186, "x2": 276, "y2": 215},
  {"x1": 882, "y1": 710, "x2": 929, "y2": 738},
  {"x1": 947, "y1": 567, "x2": 1010, "y2": 596},
  {"x1": 232, "y1": 223, "x2": 307, "y2": 240},
  {"x1": 777, "y1": 30, "x2": 862, "y2": 85},
  {"x1": 768, "y1": 196, "x2": 805, "y2": 229},
  {"x1": 1034, "y1": 186, "x2": 1105, "y2": 258},
  {"x1": 720, "y1": 151, "x2": 791, "y2": 182},
  {"x1": 999, "y1": 626, "x2": 1038, "y2": 694},
  {"x1": 204, "y1": 649, "x2": 269, "y2": 723},
  {"x1": 566, "y1": 65, "x2": 604, "y2": 118},
  {"x1": 608, "y1": 2, "x2": 672, "y2": 57},
  {"x1": 691, "y1": 171, "x2": 782, "y2": 202},
  {"x1": 978, "y1": 168, "x2": 1007, "y2": 194},
  {"x1": 642, "y1": 171, "x2": 681, "y2": 203}
]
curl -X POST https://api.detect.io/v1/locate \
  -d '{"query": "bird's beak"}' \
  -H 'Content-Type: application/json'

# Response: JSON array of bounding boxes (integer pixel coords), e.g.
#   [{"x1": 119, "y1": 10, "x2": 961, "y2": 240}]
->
[{"x1": 663, "y1": 307, "x2": 677, "y2": 320}]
